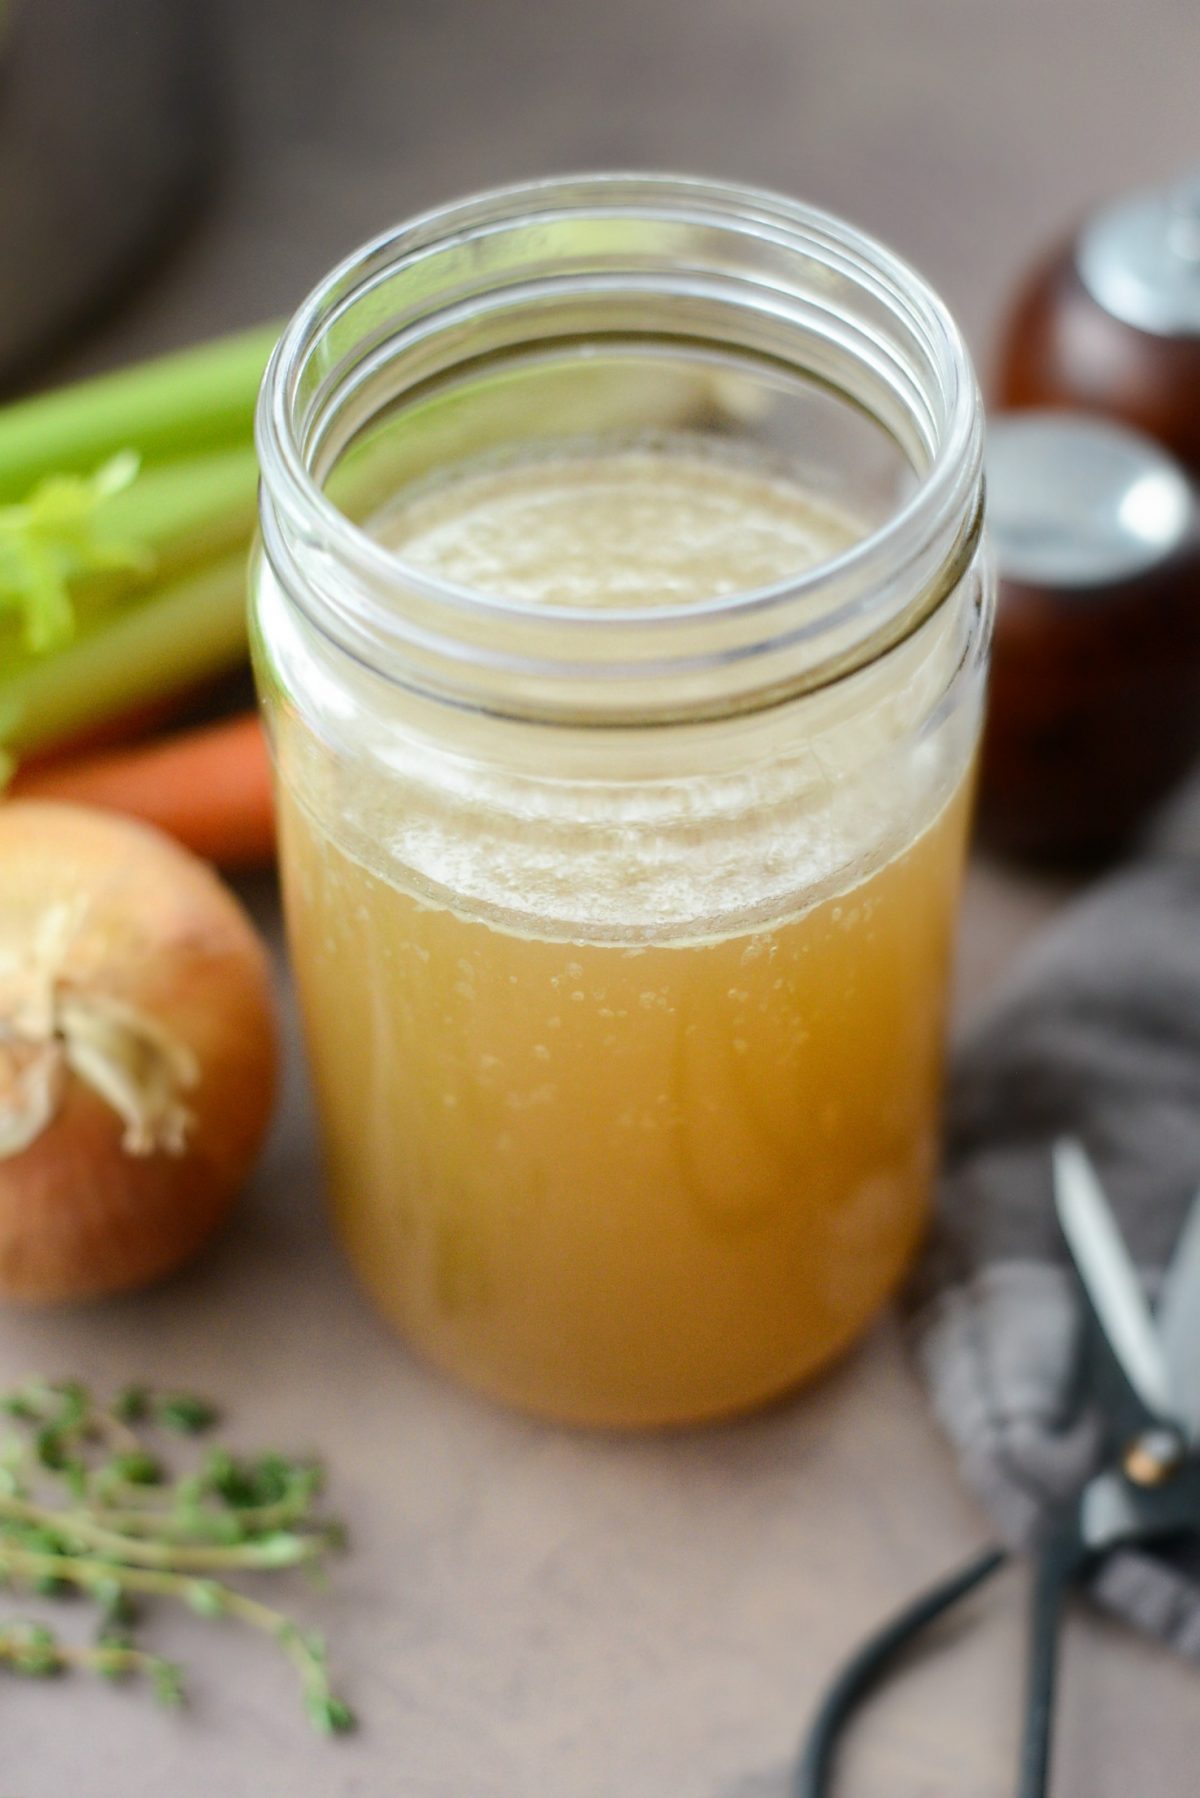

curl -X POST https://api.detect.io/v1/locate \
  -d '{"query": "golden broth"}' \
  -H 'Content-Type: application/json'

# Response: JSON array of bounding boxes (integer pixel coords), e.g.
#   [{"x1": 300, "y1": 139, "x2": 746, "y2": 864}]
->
[{"x1": 278, "y1": 437, "x2": 971, "y2": 1425}]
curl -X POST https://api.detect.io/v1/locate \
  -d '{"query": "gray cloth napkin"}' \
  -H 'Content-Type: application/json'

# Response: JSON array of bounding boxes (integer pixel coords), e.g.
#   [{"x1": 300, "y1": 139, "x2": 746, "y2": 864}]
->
[{"x1": 910, "y1": 855, "x2": 1200, "y2": 1657}]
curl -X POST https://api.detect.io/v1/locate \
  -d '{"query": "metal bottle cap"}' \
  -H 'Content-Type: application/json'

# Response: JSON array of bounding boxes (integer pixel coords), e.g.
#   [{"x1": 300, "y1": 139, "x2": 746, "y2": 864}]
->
[
  {"x1": 987, "y1": 411, "x2": 1195, "y2": 588},
  {"x1": 1078, "y1": 170, "x2": 1200, "y2": 336}
]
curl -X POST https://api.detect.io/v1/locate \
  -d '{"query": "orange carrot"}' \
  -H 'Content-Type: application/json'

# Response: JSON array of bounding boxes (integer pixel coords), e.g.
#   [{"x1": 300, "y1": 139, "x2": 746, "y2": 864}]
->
[{"x1": 9, "y1": 711, "x2": 276, "y2": 870}]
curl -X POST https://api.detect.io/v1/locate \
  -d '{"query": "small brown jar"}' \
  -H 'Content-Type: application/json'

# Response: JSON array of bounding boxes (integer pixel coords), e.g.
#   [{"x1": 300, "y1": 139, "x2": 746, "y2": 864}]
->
[
  {"x1": 995, "y1": 171, "x2": 1200, "y2": 473},
  {"x1": 981, "y1": 411, "x2": 1200, "y2": 863}
]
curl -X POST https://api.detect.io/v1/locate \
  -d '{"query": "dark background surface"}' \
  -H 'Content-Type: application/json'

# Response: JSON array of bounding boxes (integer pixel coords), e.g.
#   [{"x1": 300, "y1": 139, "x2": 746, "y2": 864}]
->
[
  {"x1": 55, "y1": 0, "x2": 1200, "y2": 382},
  {"x1": 4, "y1": 3, "x2": 1200, "y2": 1793}
]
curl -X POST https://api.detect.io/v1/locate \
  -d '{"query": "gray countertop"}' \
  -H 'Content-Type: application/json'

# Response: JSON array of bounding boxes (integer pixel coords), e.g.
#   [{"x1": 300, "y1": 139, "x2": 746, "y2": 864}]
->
[{"x1": 4, "y1": 2, "x2": 1200, "y2": 1791}]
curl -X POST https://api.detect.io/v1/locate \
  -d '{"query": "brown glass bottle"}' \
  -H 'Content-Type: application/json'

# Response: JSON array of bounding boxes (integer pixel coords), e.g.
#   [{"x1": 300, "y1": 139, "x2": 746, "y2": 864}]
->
[
  {"x1": 986, "y1": 174, "x2": 1200, "y2": 861},
  {"x1": 997, "y1": 246, "x2": 1200, "y2": 473},
  {"x1": 996, "y1": 171, "x2": 1200, "y2": 468}
]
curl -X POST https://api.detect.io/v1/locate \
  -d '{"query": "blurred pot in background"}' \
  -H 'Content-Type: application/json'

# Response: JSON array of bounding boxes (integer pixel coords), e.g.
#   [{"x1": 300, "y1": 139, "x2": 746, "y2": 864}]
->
[{"x1": 0, "y1": 0, "x2": 217, "y2": 386}]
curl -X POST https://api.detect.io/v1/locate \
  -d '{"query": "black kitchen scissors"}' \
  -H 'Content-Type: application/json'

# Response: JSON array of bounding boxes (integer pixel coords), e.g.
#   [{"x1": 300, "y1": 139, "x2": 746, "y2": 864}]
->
[{"x1": 796, "y1": 1138, "x2": 1200, "y2": 1798}]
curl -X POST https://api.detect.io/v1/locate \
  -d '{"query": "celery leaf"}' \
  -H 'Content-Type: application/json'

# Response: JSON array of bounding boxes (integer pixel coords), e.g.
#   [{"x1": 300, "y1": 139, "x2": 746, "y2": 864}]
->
[{"x1": 0, "y1": 453, "x2": 155, "y2": 654}]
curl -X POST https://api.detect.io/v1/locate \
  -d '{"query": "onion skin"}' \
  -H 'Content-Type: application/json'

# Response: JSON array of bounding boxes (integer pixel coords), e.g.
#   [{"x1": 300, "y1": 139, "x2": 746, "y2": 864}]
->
[{"x1": 0, "y1": 802, "x2": 277, "y2": 1303}]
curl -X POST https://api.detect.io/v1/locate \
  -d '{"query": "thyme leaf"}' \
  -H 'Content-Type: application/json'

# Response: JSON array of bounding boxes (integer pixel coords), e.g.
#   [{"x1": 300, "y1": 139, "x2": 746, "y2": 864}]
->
[{"x1": 0, "y1": 1379, "x2": 353, "y2": 1736}]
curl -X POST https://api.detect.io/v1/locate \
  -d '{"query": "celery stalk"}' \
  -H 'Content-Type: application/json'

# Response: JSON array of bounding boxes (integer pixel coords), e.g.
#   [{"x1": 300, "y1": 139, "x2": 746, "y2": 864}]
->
[
  {"x1": 0, "y1": 325, "x2": 278, "y2": 501},
  {"x1": 0, "y1": 551, "x2": 250, "y2": 756},
  {"x1": 95, "y1": 445, "x2": 261, "y2": 579},
  {"x1": 0, "y1": 445, "x2": 260, "y2": 660}
]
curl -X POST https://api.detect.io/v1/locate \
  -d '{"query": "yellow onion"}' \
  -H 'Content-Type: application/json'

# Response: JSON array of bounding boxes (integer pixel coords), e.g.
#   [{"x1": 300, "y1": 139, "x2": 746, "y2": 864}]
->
[{"x1": 0, "y1": 802, "x2": 277, "y2": 1301}]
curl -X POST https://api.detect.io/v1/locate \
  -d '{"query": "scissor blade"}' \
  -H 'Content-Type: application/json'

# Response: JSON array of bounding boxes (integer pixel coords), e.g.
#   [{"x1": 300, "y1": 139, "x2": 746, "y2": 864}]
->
[
  {"x1": 1156, "y1": 1187, "x2": 1200, "y2": 1444},
  {"x1": 1053, "y1": 1139, "x2": 1173, "y2": 1422}
]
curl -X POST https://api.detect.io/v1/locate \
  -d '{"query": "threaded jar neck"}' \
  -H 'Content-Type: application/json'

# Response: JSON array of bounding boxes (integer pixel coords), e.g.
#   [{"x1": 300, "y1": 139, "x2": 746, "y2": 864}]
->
[{"x1": 256, "y1": 174, "x2": 984, "y2": 726}]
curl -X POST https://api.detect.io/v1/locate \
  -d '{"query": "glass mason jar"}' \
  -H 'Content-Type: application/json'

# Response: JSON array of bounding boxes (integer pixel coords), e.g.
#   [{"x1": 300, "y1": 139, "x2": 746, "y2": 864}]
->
[{"x1": 252, "y1": 175, "x2": 991, "y2": 1428}]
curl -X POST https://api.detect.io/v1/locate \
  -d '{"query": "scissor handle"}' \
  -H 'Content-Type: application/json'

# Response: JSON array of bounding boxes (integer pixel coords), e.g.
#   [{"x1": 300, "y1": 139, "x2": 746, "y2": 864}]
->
[
  {"x1": 1018, "y1": 1520, "x2": 1085, "y2": 1798},
  {"x1": 794, "y1": 1545, "x2": 1008, "y2": 1798}
]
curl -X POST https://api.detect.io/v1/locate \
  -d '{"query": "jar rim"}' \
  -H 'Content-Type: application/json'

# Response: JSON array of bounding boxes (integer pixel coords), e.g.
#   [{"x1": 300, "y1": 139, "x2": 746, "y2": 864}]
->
[{"x1": 256, "y1": 173, "x2": 984, "y2": 723}]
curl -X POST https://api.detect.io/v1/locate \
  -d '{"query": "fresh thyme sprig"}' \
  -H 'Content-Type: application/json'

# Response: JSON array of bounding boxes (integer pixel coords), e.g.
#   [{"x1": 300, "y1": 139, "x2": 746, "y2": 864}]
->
[
  {"x1": 0, "y1": 1379, "x2": 354, "y2": 1735},
  {"x1": 0, "y1": 1618, "x2": 184, "y2": 1707}
]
